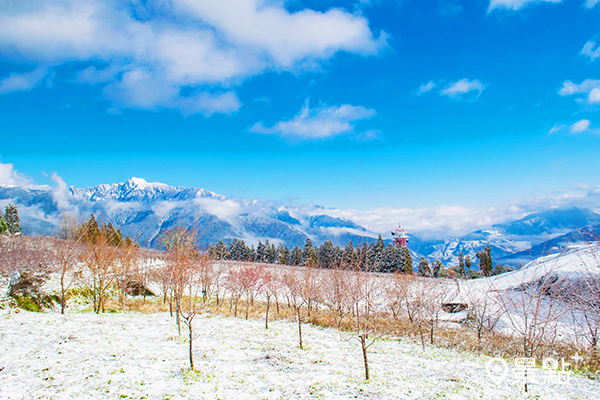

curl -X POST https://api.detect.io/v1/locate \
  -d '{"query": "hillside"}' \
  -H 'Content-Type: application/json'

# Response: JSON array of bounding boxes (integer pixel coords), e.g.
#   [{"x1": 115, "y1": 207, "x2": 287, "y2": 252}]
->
[{"x1": 1, "y1": 311, "x2": 598, "y2": 399}]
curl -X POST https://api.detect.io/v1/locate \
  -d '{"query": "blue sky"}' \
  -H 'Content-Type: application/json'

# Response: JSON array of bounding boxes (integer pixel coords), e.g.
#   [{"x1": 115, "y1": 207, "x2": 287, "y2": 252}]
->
[{"x1": 1, "y1": 0, "x2": 600, "y2": 220}]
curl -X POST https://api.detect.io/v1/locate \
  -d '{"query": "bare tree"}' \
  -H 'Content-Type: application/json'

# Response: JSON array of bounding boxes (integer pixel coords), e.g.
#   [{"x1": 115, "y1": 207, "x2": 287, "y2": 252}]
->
[
  {"x1": 465, "y1": 282, "x2": 504, "y2": 345},
  {"x1": 338, "y1": 259, "x2": 384, "y2": 381},
  {"x1": 322, "y1": 262, "x2": 351, "y2": 327},
  {"x1": 283, "y1": 270, "x2": 307, "y2": 349},
  {"x1": 260, "y1": 268, "x2": 281, "y2": 329}
]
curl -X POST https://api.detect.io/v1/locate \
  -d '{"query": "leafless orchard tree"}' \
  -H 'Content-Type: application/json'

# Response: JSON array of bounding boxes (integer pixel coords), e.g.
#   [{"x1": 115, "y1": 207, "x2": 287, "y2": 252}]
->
[
  {"x1": 51, "y1": 215, "x2": 86, "y2": 314},
  {"x1": 321, "y1": 262, "x2": 351, "y2": 327},
  {"x1": 283, "y1": 270, "x2": 307, "y2": 349},
  {"x1": 260, "y1": 268, "x2": 281, "y2": 329},
  {"x1": 338, "y1": 255, "x2": 385, "y2": 381},
  {"x1": 562, "y1": 245, "x2": 600, "y2": 353},
  {"x1": 385, "y1": 271, "x2": 412, "y2": 323},
  {"x1": 225, "y1": 267, "x2": 244, "y2": 317},
  {"x1": 496, "y1": 265, "x2": 568, "y2": 392},
  {"x1": 465, "y1": 282, "x2": 505, "y2": 345},
  {"x1": 83, "y1": 232, "x2": 119, "y2": 314}
]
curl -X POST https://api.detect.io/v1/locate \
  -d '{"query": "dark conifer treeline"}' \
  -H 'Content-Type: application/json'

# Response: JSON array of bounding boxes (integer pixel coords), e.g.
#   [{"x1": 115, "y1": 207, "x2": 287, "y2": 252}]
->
[{"x1": 208, "y1": 234, "x2": 414, "y2": 273}]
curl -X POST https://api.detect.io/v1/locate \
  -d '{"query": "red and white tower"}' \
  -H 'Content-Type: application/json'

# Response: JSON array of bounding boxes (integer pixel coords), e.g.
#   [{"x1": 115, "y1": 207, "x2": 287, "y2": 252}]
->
[{"x1": 391, "y1": 225, "x2": 409, "y2": 247}]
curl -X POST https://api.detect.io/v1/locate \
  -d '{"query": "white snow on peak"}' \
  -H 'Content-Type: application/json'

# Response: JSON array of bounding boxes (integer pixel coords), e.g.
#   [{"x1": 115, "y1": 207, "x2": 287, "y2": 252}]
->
[{"x1": 126, "y1": 177, "x2": 170, "y2": 189}]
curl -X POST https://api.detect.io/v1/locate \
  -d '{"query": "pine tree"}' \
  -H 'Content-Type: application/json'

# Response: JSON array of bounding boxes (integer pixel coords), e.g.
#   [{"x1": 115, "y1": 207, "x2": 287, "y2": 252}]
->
[
  {"x1": 344, "y1": 241, "x2": 356, "y2": 266},
  {"x1": 418, "y1": 256, "x2": 432, "y2": 277},
  {"x1": 379, "y1": 244, "x2": 397, "y2": 272},
  {"x1": 401, "y1": 246, "x2": 413, "y2": 274},
  {"x1": 302, "y1": 238, "x2": 316, "y2": 266},
  {"x1": 0, "y1": 215, "x2": 8, "y2": 234},
  {"x1": 4, "y1": 204, "x2": 21, "y2": 234},
  {"x1": 476, "y1": 245, "x2": 492, "y2": 277},
  {"x1": 369, "y1": 234, "x2": 385, "y2": 270},
  {"x1": 432, "y1": 259, "x2": 444, "y2": 278},
  {"x1": 465, "y1": 255, "x2": 472, "y2": 274},
  {"x1": 291, "y1": 245, "x2": 303, "y2": 266},
  {"x1": 318, "y1": 240, "x2": 335, "y2": 269},
  {"x1": 458, "y1": 251, "x2": 465, "y2": 278}
]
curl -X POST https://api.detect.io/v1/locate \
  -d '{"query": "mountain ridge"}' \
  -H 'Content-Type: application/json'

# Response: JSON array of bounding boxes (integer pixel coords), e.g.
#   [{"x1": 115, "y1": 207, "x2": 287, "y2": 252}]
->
[{"x1": 1, "y1": 178, "x2": 599, "y2": 267}]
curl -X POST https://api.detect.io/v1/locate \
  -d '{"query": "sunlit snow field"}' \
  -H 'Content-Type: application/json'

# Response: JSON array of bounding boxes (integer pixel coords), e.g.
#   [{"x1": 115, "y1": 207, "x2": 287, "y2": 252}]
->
[{"x1": 1, "y1": 310, "x2": 598, "y2": 399}]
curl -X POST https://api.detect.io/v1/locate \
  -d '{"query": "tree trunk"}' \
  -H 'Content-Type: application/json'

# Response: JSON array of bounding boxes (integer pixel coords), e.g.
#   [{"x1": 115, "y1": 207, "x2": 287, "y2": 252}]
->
[
  {"x1": 429, "y1": 321, "x2": 434, "y2": 344},
  {"x1": 60, "y1": 270, "x2": 66, "y2": 315},
  {"x1": 265, "y1": 296, "x2": 270, "y2": 329},
  {"x1": 418, "y1": 323, "x2": 425, "y2": 350},
  {"x1": 297, "y1": 306, "x2": 303, "y2": 349},
  {"x1": 188, "y1": 321, "x2": 194, "y2": 370},
  {"x1": 245, "y1": 296, "x2": 250, "y2": 320},
  {"x1": 360, "y1": 334, "x2": 370, "y2": 381}
]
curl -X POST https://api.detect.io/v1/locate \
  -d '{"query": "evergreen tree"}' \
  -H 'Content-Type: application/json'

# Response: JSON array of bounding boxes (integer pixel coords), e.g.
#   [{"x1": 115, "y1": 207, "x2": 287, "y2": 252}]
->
[
  {"x1": 401, "y1": 246, "x2": 413, "y2": 274},
  {"x1": 291, "y1": 245, "x2": 303, "y2": 266},
  {"x1": 418, "y1": 256, "x2": 432, "y2": 277},
  {"x1": 379, "y1": 244, "x2": 398, "y2": 272},
  {"x1": 81, "y1": 214, "x2": 101, "y2": 244},
  {"x1": 269, "y1": 242, "x2": 277, "y2": 264},
  {"x1": 476, "y1": 245, "x2": 493, "y2": 277},
  {"x1": 318, "y1": 240, "x2": 335, "y2": 269},
  {"x1": 0, "y1": 215, "x2": 8, "y2": 234},
  {"x1": 4, "y1": 204, "x2": 20, "y2": 234},
  {"x1": 432, "y1": 259, "x2": 445, "y2": 278},
  {"x1": 215, "y1": 240, "x2": 228, "y2": 260},
  {"x1": 344, "y1": 241, "x2": 356, "y2": 266},
  {"x1": 369, "y1": 234, "x2": 386, "y2": 270},
  {"x1": 276, "y1": 244, "x2": 286, "y2": 264},
  {"x1": 302, "y1": 238, "x2": 317, "y2": 266},
  {"x1": 458, "y1": 251, "x2": 465, "y2": 278},
  {"x1": 465, "y1": 255, "x2": 472, "y2": 274}
]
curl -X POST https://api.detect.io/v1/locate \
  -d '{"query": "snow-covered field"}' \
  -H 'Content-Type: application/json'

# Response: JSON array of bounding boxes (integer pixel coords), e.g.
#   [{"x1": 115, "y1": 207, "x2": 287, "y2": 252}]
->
[{"x1": 1, "y1": 310, "x2": 598, "y2": 399}]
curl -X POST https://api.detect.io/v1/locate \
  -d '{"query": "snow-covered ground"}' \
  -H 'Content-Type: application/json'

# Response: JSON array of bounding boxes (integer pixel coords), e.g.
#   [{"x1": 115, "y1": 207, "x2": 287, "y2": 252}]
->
[{"x1": 1, "y1": 310, "x2": 598, "y2": 399}]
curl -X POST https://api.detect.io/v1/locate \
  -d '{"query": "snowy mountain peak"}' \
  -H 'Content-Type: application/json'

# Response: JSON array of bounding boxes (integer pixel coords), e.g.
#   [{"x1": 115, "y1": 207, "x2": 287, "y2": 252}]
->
[{"x1": 69, "y1": 178, "x2": 222, "y2": 203}]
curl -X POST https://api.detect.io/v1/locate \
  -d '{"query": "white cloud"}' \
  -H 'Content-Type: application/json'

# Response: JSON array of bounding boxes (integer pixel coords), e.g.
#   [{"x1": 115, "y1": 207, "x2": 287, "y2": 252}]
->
[
  {"x1": 249, "y1": 100, "x2": 377, "y2": 140},
  {"x1": 0, "y1": 0, "x2": 385, "y2": 116},
  {"x1": 570, "y1": 119, "x2": 591, "y2": 133},
  {"x1": 549, "y1": 119, "x2": 597, "y2": 135},
  {"x1": 488, "y1": 0, "x2": 560, "y2": 12},
  {"x1": 194, "y1": 197, "x2": 241, "y2": 223},
  {"x1": 0, "y1": 161, "x2": 33, "y2": 187},
  {"x1": 415, "y1": 80, "x2": 437, "y2": 96},
  {"x1": 0, "y1": 67, "x2": 49, "y2": 94},
  {"x1": 580, "y1": 40, "x2": 600, "y2": 61},
  {"x1": 585, "y1": 0, "x2": 600, "y2": 8},
  {"x1": 439, "y1": 78, "x2": 486, "y2": 100},
  {"x1": 174, "y1": 0, "x2": 387, "y2": 69},
  {"x1": 558, "y1": 79, "x2": 600, "y2": 106}
]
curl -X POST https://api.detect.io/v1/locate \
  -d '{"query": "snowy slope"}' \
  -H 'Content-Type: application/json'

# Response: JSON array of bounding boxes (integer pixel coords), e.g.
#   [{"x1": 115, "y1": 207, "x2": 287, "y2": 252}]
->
[
  {"x1": 481, "y1": 244, "x2": 600, "y2": 291},
  {"x1": 0, "y1": 311, "x2": 598, "y2": 399}
]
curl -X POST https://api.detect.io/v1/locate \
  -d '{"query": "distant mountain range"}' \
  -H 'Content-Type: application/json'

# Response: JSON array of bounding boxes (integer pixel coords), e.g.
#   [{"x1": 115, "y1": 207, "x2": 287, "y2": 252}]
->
[{"x1": 1, "y1": 178, "x2": 599, "y2": 268}]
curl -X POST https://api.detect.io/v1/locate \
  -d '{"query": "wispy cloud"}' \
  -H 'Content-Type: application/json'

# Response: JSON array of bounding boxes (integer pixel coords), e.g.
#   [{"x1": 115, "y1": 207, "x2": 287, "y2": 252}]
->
[
  {"x1": 488, "y1": 0, "x2": 560, "y2": 12},
  {"x1": 580, "y1": 40, "x2": 600, "y2": 61},
  {"x1": 0, "y1": 160, "x2": 33, "y2": 187},
  {"x1": 585, "y1": 0, "x2": 600, "y2": 8},
  {"x1": 0, "y1": 0, "x2": 386, "y2": 116},
  {"x1": 249, "y1": 100, "x2": 377, "y2": 141},
  {"x1": 415, "y1": 80, "x2": 437, "y2": 96},
  {"x1": 0, "y1": 67, "x2": 50, "y2": 95},
  {"x1": 558, "y1": 79, "x2": 600, "y2": 106},
  {"x1": 549, "y1": 119, "x2": 598, "y2": 135},
  {"x1": 439, "y1": 78, "x2": 486, "y2": 100}
]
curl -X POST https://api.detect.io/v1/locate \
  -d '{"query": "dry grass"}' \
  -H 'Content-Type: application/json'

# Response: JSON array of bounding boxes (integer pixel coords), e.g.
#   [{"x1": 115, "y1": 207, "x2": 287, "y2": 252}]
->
[{"x1": 63, "y1": 285, "x2": 600, "y2": 378}]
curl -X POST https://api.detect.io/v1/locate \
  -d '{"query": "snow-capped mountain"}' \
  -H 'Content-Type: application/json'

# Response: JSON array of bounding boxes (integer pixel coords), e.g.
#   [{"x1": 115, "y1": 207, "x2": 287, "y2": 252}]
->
[
  {"x1": 0, "y1": 178, "x2": 379, "y2": 249},
  {"x1": 1, "y1": 178, "x2": 599, "y2": 267}
]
